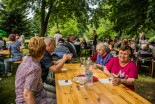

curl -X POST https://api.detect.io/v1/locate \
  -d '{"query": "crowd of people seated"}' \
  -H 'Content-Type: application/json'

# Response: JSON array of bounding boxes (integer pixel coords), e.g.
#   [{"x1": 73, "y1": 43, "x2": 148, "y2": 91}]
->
[{"x1": 0, "y1": 29, "x2": 155, "y2": 103}]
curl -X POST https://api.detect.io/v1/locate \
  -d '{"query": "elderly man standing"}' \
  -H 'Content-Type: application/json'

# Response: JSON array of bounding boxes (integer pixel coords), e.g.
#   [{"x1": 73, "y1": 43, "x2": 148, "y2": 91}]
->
[
  {"x1": 91, "y1": 42, "x2": 113, "y2": 71},
  {"x1": 40, "y1": 37, "x2": 72, "y2": 96}
]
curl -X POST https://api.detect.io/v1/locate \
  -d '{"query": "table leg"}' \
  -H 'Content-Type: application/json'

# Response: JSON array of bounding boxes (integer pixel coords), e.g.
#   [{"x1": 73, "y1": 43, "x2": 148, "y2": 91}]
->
[{"x1": 151, "y1": 61, "x2": 154, "y2": 77}]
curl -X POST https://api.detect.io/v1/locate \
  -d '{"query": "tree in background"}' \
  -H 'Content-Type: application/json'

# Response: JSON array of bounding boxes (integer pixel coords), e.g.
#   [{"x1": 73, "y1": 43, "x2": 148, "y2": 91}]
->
[
  {"x1": 90, "y1": 0, "x2": 155, "y2": 37},
  {"x1": 6, "y1": 0, "x2": 99, "y2": 36},
  {"x1": 0, "y1": 3, "x2": 31, "y2": 36}
]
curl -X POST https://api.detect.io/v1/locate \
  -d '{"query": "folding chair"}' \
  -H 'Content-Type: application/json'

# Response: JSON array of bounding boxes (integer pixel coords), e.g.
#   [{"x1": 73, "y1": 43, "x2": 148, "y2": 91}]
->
[{"x1": 137, "y1": 53, "x2": 153, "y2": 75}]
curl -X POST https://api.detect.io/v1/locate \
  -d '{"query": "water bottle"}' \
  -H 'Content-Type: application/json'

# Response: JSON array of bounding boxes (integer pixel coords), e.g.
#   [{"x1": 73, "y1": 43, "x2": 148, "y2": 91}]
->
[{"x1": 85, "y1": 69, "x2": 93, "y2": 86}]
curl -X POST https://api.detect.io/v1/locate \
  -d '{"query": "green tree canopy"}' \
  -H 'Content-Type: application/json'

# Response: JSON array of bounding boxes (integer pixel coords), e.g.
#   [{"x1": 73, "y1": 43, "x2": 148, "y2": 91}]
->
[
  {"x1": 0, "y1": 3, "x2": 31, "y2": 35},
  {"x1": 6, "y1": 0, "x2": 99, "y2": 36},
  {"x1": 91, "y1": 0, "x2": 155, "y2": 36}
]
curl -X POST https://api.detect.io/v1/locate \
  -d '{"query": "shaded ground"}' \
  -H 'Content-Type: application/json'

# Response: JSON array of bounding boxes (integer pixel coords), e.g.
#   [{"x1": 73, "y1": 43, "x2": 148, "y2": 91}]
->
[{"x1": 135, "y1": 73, "x2": 155, "y2": 104}]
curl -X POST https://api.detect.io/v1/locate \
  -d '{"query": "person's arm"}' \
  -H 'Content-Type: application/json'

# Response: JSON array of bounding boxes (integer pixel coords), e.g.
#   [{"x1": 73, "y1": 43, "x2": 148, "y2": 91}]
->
[
  {"x1": 112, "y1": 62, "x2": 138, "y2": 86},
  {"x1": 53, "y1": 53, "x2": 73, "y2": 65},
  {"x1": 93, "y1": 63, "x2": 105, "y2": 69},
  {"x1": 90, "y1": 53, "x2": 97, "y2": 61},
  {"x1": 24, "y1": 88, "x2": 37, "y2": 104},
  {"x1": 109, "y1": 44, "x2": 118, "y2": 51},
  {"x1": 103, "y1": 67, "x2": 113, "y2": 77},
  {"x1": 103, "y1": 67, "x2": 136, "y2": 86},
  {"x1": 49, "y1": 54, "x2": 72, "y2": 73},
  {"x1": 109, "y1": 44, "x2": 113, "y2": 50},
  {"x1": 53, "y1": 59, "x2": 62, "y2": 65},
  {"x1": 112, "y1": 78, "x2": 135, "y2": 86}
]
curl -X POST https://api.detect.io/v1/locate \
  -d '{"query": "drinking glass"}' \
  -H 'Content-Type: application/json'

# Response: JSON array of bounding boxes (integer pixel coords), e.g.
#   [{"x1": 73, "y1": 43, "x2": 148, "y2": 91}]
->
[{"x1": 108, "y1": 77, "x2": 113, "y2": 84}]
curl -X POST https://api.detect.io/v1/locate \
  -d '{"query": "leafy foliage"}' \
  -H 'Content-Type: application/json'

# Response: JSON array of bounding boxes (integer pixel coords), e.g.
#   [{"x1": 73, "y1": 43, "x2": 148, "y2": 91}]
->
[
  {"x1": 6, "y1": 0, "x2": 99, "y2": 36},
  {"x1": 0, "y1": 2, "x2": 31, "y2": 35},
  {"x1": 91, "y1": 0, "x2": 155, "y2": 37}
]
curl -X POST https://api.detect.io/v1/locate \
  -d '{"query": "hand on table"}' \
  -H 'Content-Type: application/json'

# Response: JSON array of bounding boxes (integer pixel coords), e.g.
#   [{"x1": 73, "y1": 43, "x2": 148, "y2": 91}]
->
[
  {"x1": 112, "y1": 78, "x2": 121, "y2": 86},
  {"x1": 93, "y1": 63, "x2": 98, "y2": 69}
]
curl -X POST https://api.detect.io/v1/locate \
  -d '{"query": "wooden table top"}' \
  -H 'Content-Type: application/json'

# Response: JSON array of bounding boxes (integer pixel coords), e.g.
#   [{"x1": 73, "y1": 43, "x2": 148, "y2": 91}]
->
[
  {"x1": 0, "y1": 46, "x2": 24, "y2": 55},
  {"x1": 0, "y1": 50, "x2": 10, "y2": 55},
  {"x1": 55, "y1": 64, "x2": 151, "y2": 104}
]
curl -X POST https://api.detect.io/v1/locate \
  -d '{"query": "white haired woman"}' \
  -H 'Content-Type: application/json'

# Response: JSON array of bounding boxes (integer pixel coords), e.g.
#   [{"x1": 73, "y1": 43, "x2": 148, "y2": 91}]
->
[{"x1": 91, "y1": 42, "x2": 113, "y2": 71}]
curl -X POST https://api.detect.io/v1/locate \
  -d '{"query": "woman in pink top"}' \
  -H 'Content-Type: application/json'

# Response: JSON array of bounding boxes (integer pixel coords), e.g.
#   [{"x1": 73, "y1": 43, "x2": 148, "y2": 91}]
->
[{"x1": 98, "y1": 46, "x2": 138, "y2": 91}]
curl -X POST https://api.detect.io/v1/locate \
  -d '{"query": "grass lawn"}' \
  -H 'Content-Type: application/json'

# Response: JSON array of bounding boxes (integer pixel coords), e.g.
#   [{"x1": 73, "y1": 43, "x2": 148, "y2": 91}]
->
[{"x1": 0, "y1": 49, "x2": 155, "y2": 104}]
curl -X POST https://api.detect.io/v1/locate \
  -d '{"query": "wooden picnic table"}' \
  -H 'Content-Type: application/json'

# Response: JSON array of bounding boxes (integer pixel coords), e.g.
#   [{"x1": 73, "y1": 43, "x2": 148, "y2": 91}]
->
[
  {"x1": 0, "y1": 50, "x2": 10, "y2": 55},
  {"x1": 0, "y1": 46, "x2": 25, "y2": 55},
  {"x1": 55, "y1": 64, "x2": 151, "y2": 104}
]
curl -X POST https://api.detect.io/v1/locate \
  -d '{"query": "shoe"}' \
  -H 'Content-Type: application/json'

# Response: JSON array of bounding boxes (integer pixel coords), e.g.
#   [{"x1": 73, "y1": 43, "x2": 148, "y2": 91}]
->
[{"x1": 4, "y1": 72, "x2": 12, "y2": 77}]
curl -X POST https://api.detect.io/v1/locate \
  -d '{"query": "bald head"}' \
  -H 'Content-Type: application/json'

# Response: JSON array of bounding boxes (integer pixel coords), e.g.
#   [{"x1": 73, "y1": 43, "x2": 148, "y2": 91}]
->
[{"x1": 44, "y1": 37, "x2": 55, "y2": 46}]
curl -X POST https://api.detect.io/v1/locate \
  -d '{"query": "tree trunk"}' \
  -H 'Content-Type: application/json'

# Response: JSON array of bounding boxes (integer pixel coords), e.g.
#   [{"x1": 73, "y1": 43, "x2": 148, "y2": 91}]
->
[
  {"x1": 39, "y1": 0, "x2": 53, "y2": 37},
  {"x1": 39, "y1": 0, "x2": 46, "y2": 37},
  {"x1": 57, "y1": 22, "x2": 59, "y2": 29}
]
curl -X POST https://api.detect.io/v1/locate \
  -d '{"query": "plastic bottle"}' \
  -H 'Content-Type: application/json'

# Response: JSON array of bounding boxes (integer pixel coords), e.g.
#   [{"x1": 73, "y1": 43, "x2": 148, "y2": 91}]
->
[{"x1": 85, "y1": 69, "x2": 93, "y2": 86}]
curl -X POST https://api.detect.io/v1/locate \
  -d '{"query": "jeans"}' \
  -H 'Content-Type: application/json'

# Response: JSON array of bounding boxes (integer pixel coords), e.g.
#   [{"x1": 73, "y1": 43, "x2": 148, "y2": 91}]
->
[
  {"x1": 4, "y1": 58, "x2": 13, "y2": 74},
  {"x1": 49, "y1": 99, "x2": 57, "y2": 104}
]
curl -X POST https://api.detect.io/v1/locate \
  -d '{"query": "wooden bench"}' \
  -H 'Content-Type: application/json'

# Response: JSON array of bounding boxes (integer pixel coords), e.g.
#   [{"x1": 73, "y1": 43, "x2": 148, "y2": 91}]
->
[{"x1": 13, "y1": 60, "x2": 23, "y2": 64}]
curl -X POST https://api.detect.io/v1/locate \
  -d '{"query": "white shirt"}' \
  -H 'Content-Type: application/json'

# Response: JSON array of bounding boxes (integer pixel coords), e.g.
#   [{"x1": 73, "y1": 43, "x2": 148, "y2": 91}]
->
[
  {"x1": 0, "y1": 40, "x2": 4, "y2": 47},
  {"x1": 140, "y1": 40, "x2": 147, "y2": 48},
  {"x1": 19, "y1": 35, "x2": 25, "y2": 46},
  {"x1": 74, "y1": 42, "x2": 81, "y2": 45},
  {"x1": 54, "y1": 34, "x2": 62, "y2": 45},
  {"x1": 104, "y1": 42, "x2": 109, "y2": 48}
]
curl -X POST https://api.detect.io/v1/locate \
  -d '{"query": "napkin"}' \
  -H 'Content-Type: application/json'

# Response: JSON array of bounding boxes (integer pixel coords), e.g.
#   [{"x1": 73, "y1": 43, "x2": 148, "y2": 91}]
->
[
  {"x1": 58, "y1": 80, "x2": 72, "y2": 86},
  {"x1": 61, "y1": 68, "x2": 68, "y2": 71},
  {"x1": 98, "y1": 79, "x2": 109, "y2": 84}
]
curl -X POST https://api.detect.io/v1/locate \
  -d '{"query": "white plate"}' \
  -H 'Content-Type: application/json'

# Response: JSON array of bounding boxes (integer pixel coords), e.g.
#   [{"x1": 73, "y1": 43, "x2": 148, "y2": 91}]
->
[
  {"x1": 73, "y1": 77, "x2": 86, "y2": 84},
  {"x1": 61, "y1": 68, "x2": 68, "y2": 71}
]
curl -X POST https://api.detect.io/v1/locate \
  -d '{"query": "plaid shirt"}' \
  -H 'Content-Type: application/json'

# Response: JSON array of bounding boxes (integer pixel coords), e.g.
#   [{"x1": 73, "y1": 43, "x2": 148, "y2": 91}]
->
[{"x1": 15, "y1": 55, "x2": 52, "y2": 104}]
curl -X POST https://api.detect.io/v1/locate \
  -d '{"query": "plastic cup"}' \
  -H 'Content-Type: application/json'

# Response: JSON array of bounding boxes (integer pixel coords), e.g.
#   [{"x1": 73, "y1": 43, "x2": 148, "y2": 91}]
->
[{"x1": 108, "y1": 77, "x2": 113, "y2": 84}]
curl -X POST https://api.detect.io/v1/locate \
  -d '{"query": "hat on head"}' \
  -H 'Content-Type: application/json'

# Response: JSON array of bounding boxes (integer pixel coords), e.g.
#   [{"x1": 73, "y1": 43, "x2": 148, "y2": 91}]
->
[{"x1": 58, "y1": 38, "x2": 65, "y2": 43}]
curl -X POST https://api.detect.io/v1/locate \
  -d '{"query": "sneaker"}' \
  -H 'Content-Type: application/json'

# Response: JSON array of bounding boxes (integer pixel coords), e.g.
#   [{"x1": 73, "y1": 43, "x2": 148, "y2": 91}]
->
[{"x1": 6, "y1": 72, "x2": 12, "y2": 77}]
